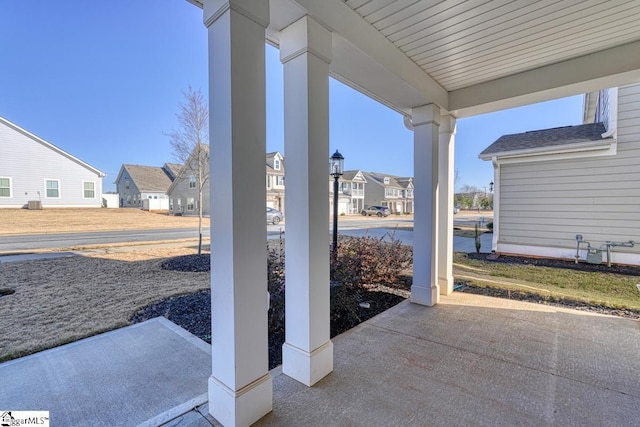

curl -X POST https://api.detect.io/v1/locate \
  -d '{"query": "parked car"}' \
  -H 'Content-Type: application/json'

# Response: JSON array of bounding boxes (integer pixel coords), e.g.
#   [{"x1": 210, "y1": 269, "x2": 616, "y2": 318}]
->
[
  {"x1": 267, "y1": 207, "x2": 283, "y2": 225},
  {"x1": 361, "y1": 206, "x2": 390, "y2": 217}
]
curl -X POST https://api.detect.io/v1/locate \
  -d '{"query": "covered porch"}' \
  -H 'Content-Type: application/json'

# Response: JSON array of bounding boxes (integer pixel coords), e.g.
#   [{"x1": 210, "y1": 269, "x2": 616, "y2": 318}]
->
[
  {"x1": 2, "y1": 292, "x2": 638, "y2": 426},
  {"x1": 191, "y1": 0, "x2": 640, "y2": 425}
]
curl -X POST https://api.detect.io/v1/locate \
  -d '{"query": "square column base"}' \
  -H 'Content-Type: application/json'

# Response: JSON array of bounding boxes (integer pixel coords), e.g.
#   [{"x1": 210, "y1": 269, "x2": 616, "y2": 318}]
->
[
  {"x1": 439, "y1": 276, "x2": 454, "y2": 295},
  {"x1": 411, "y1": 284, "x2": 440, "y2": 306},
  {"x1": 208, "y1": 373, "x2": 272, "y2": 427},
  {"x1": 282, "y1": 340, "x2": 333, "y2": 387}
]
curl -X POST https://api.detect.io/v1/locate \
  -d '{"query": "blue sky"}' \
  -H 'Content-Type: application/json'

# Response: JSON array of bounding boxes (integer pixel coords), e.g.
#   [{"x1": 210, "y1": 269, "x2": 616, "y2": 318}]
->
[{"x1": 1, "y1": 0, "x2": 583, "y2": 192}]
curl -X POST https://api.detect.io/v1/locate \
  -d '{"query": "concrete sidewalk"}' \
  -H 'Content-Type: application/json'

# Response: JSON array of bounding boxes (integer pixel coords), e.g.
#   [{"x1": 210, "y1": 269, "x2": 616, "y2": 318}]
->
[
  {"x1": 0, "y1": 318, "x2": 211, "y2": 427},
  {"x1": 339, "y1": 227, "x2": 494, "y2": 252}
]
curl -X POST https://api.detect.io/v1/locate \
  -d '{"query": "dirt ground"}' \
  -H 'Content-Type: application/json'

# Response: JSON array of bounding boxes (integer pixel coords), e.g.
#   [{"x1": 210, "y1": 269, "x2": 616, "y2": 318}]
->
[
  {"x1": 0, "y1": 208, "x2": 208, "y2": 235},
  {"x1": 0, "y1": 246, "x2": 210, "y2": 362}
]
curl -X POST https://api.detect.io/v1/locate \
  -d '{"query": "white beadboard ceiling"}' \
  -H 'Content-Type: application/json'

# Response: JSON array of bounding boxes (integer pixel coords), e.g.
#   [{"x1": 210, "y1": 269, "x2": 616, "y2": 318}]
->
[{"x1": 343, "y1": 0, "x2": 640, "y2": 91}]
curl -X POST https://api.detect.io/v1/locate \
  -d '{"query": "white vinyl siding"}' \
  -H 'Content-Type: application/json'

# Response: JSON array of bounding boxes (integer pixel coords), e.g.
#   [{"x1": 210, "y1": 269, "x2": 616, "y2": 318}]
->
[
  {"x1": 0, "y1": 177, "x2": 11, "y2": 197},
  {"x1": 83, "y1": 181, "x2": 96, "y2": 199},
  {"x1": 498, "y1": 84, "x2": 640, "y2": 257},
  {"x1": 0, "y1": 118, "x2": 103, "y2": 208},
  {"x1": 45, "y1": 179, "x2": 60, "y2": 198}
]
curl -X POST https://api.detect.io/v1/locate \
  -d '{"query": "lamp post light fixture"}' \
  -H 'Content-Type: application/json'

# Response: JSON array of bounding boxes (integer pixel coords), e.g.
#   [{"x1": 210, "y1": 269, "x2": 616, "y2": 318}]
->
[
  {"x1": 489, "y1": 181, "x2": 494, "y2": 193},
  {"x1": 330, "y1": 150, "x2": 344, "y2": 260}
]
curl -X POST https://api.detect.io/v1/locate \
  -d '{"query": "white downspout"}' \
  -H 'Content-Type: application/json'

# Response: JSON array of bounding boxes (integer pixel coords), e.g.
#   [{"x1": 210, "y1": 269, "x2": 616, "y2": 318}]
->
[{"x1": 491, "y1": 156, "x2": 500, "y2": 252}]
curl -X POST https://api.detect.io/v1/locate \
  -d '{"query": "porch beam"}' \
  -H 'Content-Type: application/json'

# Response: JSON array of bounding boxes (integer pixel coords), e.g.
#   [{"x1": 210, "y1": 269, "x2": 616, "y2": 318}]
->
[
  {"x1": 449, "y1": 40, "x2": 640, "y2": 118},
  {"x1": 204, "y1": 1, "x2": 272, "y2": 426},
  {"x1": 280, "y1": 16, "x2": 334, "y2": 387},
  {"x1": 411, "y1": 104, "x2": 440, "y2": 306}
]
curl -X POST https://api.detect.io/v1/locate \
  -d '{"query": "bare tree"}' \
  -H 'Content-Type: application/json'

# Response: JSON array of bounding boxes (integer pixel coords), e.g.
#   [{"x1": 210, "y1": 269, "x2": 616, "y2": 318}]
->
[
  {"x1": 454, "y1": 169, "x2": 461, "y2": 189},
  {"x1": 166, "y1": 86, "x2": 209, "y2": 254}
]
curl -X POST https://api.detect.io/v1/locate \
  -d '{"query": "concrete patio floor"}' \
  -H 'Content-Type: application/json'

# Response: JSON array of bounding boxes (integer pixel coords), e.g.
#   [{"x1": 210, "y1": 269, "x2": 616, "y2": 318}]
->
[
  {"x1": 2, "y1": 292, "x2": 638, "y2": 426},
  {"x1": 172, "y1": 292, "x2": 639, "y2": 426}
]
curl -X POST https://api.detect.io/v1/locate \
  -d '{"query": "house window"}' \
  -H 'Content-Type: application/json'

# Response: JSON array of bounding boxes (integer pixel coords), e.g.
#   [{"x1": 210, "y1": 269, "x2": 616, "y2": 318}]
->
[
  {"x1": 266, "y1": 175, "x2": 271, "y2": 188},
  {"x1": 407, "y1": 189, "x2": 413, "y2": 198},
  {"x1": 189, "y1": 175, "x2": 196, "y2": 189},
  {"x1": 385, "y1": 188, "x2": 393, "y2": 197},
  {"x1": 127, "y1": 195, "x2": 131, "y2": 205},
  {"x1": 383, "y1": 177, "x2": 390, "y2": 184},
  {"x1": 169, "y1": 199, "x2": 174, "y2": 211},
  {"x1": 45, "y1": 180, "x2": 60, "y2": 198},
  {"x1": 0, "y1": 177, "x2": 11, "y2": 197},
  {"x1": 274, "y1": 159, "x2": 281, "y2": 170},
  {"x1": 83, "y1": 181, "x2": 95, "y2": 199},
  {"x1": 125, "y1": 179, "x2": 130, "y2": 190},
  {"x1": 187, "y1": 197, "x2": 195, "y2": 211},
  {"x1": 276, "y1": 176, "x2": 285, "y2": 186}
]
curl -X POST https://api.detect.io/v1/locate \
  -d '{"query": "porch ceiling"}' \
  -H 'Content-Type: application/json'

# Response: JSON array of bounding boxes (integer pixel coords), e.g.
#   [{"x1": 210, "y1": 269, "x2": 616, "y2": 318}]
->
[
  {"x1": 193, "y1": 0, "x2": 640, "y2": 117},
  {"x1": 345, "y1": 0, "x2": 640, "y2": 92}
]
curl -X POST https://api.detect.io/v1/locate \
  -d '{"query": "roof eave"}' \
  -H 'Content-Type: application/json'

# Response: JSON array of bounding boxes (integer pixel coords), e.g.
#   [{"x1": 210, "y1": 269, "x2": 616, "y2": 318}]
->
[{"x1": 479, "y1": 138, "x2": 615, "y2": 161}]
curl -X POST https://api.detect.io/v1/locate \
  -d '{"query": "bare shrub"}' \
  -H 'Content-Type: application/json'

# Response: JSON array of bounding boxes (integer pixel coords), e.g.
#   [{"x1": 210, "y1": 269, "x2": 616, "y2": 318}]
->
[{"x1": 331, "y1": 234, "x2": 413, "y2": 286}]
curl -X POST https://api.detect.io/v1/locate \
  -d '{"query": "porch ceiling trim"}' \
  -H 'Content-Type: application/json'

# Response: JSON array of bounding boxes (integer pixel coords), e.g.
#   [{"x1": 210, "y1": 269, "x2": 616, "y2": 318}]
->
[{"x1": 449, "y1": 40, "x2": 640, "y2": 118}]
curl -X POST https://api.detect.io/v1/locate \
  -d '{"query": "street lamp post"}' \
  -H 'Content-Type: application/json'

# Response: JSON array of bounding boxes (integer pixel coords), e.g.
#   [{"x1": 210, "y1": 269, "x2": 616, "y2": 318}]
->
[{"x1": 330, "y1": 150, "x2": 344, "y2": 261}]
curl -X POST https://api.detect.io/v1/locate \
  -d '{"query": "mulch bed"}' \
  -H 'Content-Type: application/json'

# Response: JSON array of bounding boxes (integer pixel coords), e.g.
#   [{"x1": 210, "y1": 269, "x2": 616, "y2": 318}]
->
[
  {"x1": 135, "y1": 254, "x2": 406, "y2": 369},
  {"x1": 160, "y1": 254, "x2": 210, "y2": 272},
  {"x1": 466, "y1": 253, "x2": 640, "y2": 276}
]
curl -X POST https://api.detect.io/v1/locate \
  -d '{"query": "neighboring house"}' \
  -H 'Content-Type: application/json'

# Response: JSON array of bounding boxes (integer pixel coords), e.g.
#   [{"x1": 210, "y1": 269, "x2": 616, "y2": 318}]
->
[
  {"x1": 363, "y1": 172, "x2": 414, "y2": 214},
  {"x1": 480, "y1": 83, "x2": 640, "y2": 266},
  {"x1": 167, "y1": 144, "x2": 210, "y2": 216},
  {"x1": 115, "y1": 164, "x2": 176, "y2": 208},
  {"x1": 0, "y1": 116, "x2": 105, "y2": 208},
  {"x1": 168, "y1": 149, "x2": 283, "y2": 216},
  {"x1": 329, "y1": 170, "x2": 367, "y2": 215},
  {"x1": 266, "y1": 152, "x2": 285, "y2": 213},
  {"x1": 163, "y1": 162, "x2": 183, "y2": 181}
]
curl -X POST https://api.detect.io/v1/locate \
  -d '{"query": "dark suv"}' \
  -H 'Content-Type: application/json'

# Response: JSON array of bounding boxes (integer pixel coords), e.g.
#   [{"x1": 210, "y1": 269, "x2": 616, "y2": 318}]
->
[{"x1": 361, "y1": 206, "x2": 390, "y2": 217}]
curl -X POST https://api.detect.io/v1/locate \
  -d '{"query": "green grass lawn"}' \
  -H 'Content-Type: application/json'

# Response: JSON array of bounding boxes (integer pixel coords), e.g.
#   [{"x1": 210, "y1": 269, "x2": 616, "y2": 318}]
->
[{"x1": 453, "y1": 253, "x2": 640, "y2": 311}]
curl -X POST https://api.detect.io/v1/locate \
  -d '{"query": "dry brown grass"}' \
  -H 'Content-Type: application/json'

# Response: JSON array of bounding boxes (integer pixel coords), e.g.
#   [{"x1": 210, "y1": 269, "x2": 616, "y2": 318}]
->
[
  {"x1": 0, "y1": 246, "x2": 210, "y2": 362},
  {"x1": 0, "y1": 208, "x2": 209, "y2": 235}
]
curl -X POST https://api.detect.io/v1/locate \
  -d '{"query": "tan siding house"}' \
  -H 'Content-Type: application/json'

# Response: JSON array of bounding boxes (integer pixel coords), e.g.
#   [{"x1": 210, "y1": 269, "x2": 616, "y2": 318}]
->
[{"x1": 480, "y1": 84, "x2": 640, "y2": 266}]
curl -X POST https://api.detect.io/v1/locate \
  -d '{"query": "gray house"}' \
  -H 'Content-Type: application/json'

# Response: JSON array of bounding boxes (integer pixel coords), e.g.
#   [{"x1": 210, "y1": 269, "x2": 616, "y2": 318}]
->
[
  {"x1": 480, "y1": 83, "x2": 640, "y2": 266},
  {"x1": 167, "y1": 144, "x2": 210, "y2": 216},
  {"x1": 115, "y1": 164, "x2": 176, "y2": 208},
  {"x1": 363, "y1": 172, "x2": 414, "y2": 214},
  {"x1": 168, "y1": 149, "x2": 287, "y2": 216},
  {"x1": 0, "y1": 116, "x2": 105, "y2": 208}
]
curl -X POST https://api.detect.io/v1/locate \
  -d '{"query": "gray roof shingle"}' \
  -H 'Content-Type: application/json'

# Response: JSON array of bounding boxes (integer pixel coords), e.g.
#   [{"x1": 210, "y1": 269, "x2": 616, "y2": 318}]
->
[
  {"x1": 124, "y1": 165, "x2": 173, "y2": 192},
  {"x1": 479, "y1": 122, "x2": 609, "y2": 159}
]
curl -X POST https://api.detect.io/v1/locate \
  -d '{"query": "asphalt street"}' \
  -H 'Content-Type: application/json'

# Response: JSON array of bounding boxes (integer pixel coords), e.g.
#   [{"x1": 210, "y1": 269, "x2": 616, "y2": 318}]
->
[
  {"x1": 0, "y1": 228, "x2": 210, "y2": 253},
  {"x1": 0, "y1": 213, "x2": 491, "y2": 253}
]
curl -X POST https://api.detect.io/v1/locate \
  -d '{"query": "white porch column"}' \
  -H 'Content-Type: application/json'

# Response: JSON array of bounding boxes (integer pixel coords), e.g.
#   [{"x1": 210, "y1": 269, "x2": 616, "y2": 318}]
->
[
  {"x1": 280, "y1": 16, "x2": 334, "y2": 387},
  {"x1": 204, "y1": 1, "x2": 272, "y2": 426},
  {"x1": 411, "y1": 104, "x2": 440, "y2": 306},
  {"x1": 438, "y1": 114, "x2": 456, "y2": 295}
]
